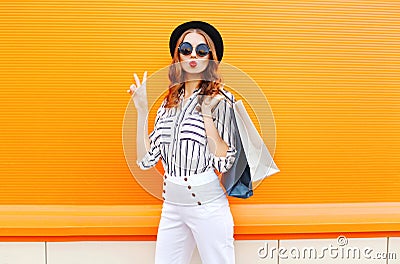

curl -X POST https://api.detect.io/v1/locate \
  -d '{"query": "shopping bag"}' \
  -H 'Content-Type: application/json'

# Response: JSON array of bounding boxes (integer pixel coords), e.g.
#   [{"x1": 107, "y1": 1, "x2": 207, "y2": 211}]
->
[
  {"x1": 219, "y1": 89, "x2": 279, "y2": 198},
  {"x1": 220, "y1": 105, "x2": 253, "y2": 199},
  {"x1": 233, "y1": 100, "x2": 280, "y2": 182}
]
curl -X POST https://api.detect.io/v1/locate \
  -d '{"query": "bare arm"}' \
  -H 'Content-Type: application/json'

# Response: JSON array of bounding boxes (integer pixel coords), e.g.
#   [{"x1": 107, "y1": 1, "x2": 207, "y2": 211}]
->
[
  {"x1": 128, "y1": 71, "x2": 159, "y2": 169},
  {"x1": 201, "y1": 91, "x2": 237, "y2": 173},
  {"x1": 203, "y1": 112, "x2": 229, "y2": 157},
  {"x1": 136, "y1": 107, "x2": 150, "y2": 162}
]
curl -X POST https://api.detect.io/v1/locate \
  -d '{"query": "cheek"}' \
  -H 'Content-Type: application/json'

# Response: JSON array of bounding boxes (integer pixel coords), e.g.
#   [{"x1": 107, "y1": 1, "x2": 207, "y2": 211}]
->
[
  {"x1": 180, "y1": 61, "x2": 191, "y2": 72},
  {"x1": 197, "y1": 60, "x2": 209, "y2": 70},
  {"x1": 178, "y1": 58, "x2": 188, "y2": 68}
]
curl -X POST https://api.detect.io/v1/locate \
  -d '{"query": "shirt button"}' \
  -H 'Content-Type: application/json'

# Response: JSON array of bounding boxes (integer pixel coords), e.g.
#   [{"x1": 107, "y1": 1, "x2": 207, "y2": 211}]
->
[
  {"x1": 163, "y1": 190, "x2": 166, "y2": 193},
  {"x1": 164, "y1": 182, "x2": 166, "y2": 186},
  {"x1": 164, "y1": 175, "x2": 167, "y2": 179},
  {"x1": 198, "y1": 201, "x2": 201, "y2": 205},
  {"x1": 184, "y1": 177, "x2": 187, "y2": 181},
  {"x1": 163, "y1": 197, "x2": 165, "y2": 200},
  {"x1": 187, "y1": 185, "x2": 191, "y2": 189},
  {"x1": 192, "y1": 193, "x2": 196, "y2": 197}
]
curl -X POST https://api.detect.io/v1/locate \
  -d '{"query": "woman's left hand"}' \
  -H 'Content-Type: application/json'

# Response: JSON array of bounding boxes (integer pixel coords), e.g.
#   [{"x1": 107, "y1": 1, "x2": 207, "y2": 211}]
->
[{"x1": 201, "y1": 94, "x2": 224, "y2": 115}]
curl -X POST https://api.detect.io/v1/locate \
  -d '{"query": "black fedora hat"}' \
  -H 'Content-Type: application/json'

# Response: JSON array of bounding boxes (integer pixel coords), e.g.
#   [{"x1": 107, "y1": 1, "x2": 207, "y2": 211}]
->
[{"x1": 169, "y1": 20, "x2": 224, "y2": 62}]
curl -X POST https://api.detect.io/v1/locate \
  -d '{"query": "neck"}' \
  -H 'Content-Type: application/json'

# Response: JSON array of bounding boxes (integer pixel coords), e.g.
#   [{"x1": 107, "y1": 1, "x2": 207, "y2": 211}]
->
[{"x1": 184, "y1": 79, "x2": 201, "y2": 99}]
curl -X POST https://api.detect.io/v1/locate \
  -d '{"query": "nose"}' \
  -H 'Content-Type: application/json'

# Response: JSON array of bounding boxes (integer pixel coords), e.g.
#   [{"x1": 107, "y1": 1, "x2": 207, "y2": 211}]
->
[{"x1": 190, "y1": 47, "x2": 197, "y2": 58}]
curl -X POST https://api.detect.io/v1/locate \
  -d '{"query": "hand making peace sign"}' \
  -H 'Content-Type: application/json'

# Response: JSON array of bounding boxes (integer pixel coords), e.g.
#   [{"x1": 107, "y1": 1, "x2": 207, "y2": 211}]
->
[{"x1": 127, "y1": 71, "x2": 149, "y2": 111}]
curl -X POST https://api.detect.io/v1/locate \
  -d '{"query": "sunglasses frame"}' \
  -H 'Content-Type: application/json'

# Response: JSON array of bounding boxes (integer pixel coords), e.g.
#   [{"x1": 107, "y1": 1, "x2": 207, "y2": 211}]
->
[{"x1": 178, "y1": 42, "x2": 211, "y2": 57}]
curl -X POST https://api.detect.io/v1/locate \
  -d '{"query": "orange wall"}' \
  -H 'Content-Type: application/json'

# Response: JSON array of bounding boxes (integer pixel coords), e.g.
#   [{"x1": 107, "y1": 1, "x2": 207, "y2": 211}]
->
[{"x1": 0, "y1": 1, "x2": 399, "y2": 205}]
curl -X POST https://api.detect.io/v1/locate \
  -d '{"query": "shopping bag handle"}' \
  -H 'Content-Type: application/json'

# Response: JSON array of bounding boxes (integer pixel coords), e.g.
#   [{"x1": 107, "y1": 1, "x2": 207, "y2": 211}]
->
[{"x1": 218, "y1": 88, "x2": 235, "y2": 105}]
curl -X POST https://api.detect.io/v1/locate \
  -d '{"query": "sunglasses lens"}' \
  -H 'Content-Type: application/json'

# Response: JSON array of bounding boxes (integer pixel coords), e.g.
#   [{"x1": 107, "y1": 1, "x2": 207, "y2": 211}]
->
[
  {"x1": 196, "y1": 44, "x2": 210, "y2": 57},
  {"x1": 179, "y1": 42, "x2": 192, "y2": 56}
]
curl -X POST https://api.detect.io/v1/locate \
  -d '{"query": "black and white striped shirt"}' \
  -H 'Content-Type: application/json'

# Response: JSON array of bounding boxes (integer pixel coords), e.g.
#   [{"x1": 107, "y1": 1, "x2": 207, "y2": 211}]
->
[{"x1": 136, "y1": 86, "x2": 237, "y2": 177}]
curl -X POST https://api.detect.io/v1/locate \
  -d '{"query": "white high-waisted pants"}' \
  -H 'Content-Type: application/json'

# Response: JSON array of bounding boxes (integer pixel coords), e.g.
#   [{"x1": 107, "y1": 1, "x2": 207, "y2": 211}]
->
[{"x1": 155, "y1": 169, "x2": 235, "y2": 264}]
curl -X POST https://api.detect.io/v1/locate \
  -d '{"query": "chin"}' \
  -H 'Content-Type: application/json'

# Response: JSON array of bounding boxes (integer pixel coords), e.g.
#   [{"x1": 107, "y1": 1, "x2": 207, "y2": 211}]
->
[
  {"x1": 182, "y1": 64, "x2": 208, "y2": 75},
  {"x1": 184, "y1": 69, "x2": 205, "y2": 75}
]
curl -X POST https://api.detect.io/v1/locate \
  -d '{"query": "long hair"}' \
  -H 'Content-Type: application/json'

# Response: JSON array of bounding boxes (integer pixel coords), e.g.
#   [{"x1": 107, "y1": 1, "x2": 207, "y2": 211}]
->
[{"x1": 164, "y1": 28, "x2": 223, "y2": 109}]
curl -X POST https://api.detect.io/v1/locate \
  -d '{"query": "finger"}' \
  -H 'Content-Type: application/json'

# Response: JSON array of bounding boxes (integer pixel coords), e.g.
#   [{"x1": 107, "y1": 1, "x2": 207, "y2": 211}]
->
[
  {"x1": 133, "y1": 73, "x2": 141, "y2": 88},
  {"x1": 128, "y1": 84, "x2": 137, "y2": 94},
  {"x1": 141, "y1": 71, "x2": 147, "y2": 93},
  {"x1": 212, "y1": 95, "x2": 224, "y2": 104},
  {"x1": 130, "y1": 84, "x2": 137, "y2": 92},
  {"x1": 214, "y1": 94, "x2": 223, "y2": 100}
]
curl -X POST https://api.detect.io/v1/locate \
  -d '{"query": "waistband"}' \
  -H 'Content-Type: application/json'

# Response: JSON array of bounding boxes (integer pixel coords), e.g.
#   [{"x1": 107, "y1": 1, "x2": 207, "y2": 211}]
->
[
  {"x1": 162, "y1": 169, "x2": 226, "y2": 206},
  {"x1": 164, "y1": 169, "x2": 218, "y2": 186}
]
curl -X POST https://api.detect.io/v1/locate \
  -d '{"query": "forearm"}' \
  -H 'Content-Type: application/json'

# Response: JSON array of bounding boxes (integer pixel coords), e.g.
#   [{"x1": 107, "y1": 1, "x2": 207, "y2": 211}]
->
[
  {"x1": 203, "y1": 115, "x2": 229, "y2": 157},
  {"x1": 136, "y1": 107, "x2": 150, "y2": 161}
]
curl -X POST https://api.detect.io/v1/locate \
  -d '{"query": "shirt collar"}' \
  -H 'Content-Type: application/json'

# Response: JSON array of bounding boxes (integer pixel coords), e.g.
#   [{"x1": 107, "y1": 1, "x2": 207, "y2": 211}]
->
[{"x1": 179, "y1": 86, "x2": 202, "y2": 100}]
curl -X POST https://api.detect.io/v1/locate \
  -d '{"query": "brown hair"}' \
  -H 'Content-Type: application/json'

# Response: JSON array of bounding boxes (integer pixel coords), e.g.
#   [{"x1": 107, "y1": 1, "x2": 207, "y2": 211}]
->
[{"x1": 164, "y1": 28, "x2": 223, "y2": 108}]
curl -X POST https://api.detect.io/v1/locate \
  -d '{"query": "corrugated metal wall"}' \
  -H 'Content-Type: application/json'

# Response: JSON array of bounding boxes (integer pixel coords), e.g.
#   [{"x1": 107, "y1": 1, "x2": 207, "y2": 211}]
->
[{"x1": 0, "y1": 0, "x2": 398, "y2": 205}]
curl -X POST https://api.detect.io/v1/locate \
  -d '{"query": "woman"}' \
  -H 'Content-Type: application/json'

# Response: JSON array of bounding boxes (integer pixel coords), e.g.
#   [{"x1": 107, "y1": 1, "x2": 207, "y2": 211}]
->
[{"x1": 128, "y1": 21, "x2": 237, "y2": 264}]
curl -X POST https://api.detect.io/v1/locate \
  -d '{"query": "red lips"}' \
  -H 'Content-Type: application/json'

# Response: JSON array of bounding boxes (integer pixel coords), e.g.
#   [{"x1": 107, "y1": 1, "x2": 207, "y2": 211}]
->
[{"x1": 189, "y1": 61, "x2": 197, "y2": 67}]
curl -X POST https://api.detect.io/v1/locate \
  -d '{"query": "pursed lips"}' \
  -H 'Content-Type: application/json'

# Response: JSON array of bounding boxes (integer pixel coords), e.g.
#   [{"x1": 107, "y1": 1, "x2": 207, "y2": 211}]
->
[{"x1": 189, "y1": 60, "x2": 197, "y2": 67}]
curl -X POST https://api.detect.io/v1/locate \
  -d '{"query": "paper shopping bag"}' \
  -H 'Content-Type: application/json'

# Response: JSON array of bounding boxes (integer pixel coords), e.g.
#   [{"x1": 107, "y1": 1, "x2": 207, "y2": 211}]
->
[
  {"x1": 233, "y1": 100, "x2": 280, "y2": 182},
  {"x1": 220, "y1": 104, "x2": 253, "y2": 199}
]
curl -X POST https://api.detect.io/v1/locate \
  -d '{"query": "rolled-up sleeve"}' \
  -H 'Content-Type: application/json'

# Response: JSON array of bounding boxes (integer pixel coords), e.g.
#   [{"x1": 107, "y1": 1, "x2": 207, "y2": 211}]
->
[
  {"x1": 209, "y1": 91, "x2": 237, "y2": 173},
  {"x1": 136, "y1": 103, "x2": 164, "y2": 170},
  {"x1": 136, "y1": 129, "x2": 161, "y2": 170}
]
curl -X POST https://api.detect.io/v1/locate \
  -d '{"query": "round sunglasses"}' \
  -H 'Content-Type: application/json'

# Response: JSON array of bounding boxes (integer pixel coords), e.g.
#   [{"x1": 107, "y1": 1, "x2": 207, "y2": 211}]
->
[{"x1": 178, "y1": 42, "x2": 211, "y2": 57}]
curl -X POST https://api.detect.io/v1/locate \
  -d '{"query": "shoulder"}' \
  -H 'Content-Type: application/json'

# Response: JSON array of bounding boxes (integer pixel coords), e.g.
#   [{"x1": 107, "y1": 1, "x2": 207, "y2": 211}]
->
[
  {"x1": 155, "y1": 98, "x2": 169, "y2": 118},
  {"x1": 160, "y1": 98, "x2": 167, "y2": 109},
  {"x1": 217, "y1": 84, "x2": 235, "y2": 109},
  {"x1": 212, "y1": 87, "x2": 235, "y2": 118}
]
